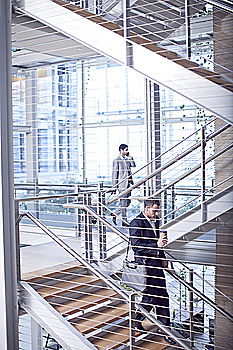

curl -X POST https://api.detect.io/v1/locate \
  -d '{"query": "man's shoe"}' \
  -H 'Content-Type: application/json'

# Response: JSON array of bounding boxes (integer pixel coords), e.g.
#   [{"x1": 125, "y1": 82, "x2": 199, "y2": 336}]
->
[
  {"x1": 156, "y1": 329, "x2": 176, "y2": 345},
  {"x1": 163, "y1": 335, "x2": 176, "y2": 345},
  {"x1": 134, "y1": 321, "x2": 146, "y2": 333},
  {"x1": 122, "y1": 220, "x2": 129, "y2": 227},
  {"x1": 110, "y1": 213, "x2": 117, "y2": 225}
]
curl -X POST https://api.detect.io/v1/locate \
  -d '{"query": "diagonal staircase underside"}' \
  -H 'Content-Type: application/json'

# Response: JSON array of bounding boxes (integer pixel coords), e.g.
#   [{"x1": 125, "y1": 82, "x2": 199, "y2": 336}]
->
[
  {"x1": 19, "y1": 262, "x2": 169, "y2": 350},
  {"x1": 17, "y1": 0, "x2": 233, "y2": 124}
]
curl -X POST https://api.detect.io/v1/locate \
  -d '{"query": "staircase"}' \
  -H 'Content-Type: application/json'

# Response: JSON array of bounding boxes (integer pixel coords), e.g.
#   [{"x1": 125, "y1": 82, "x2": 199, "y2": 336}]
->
[
  {"x1": 16, "y1": 0, "x2": 233, "y2": 124},
  {"x1": 161, "y1": 184, "x2": 233, "y2": 249},
  {"x1": 19, "y1": 262, "x2": 170, "y2": 350}
]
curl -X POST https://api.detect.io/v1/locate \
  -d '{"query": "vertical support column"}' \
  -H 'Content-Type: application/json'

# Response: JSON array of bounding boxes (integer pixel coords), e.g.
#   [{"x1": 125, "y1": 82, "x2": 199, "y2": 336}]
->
[
  {"x1": 31, "y1": 317, "x2": 43, "y2": 350},
  {"x1": 145, "y1": 79, "x2": 161, "y2": 196},
  {"x1": 123, "y1": 0, "x2": 133, "y2": 67},
  {"x1": 201, "y1": 126, "x2": 207, "y2": 222},
  {"x1": 26, "y1": 70, "x2": 38, "y2": 214},
  {"x1": 97, "y1": 183, "x2": 107, "y2": 260},
  {"x1": 34, "y1": 177, "x2": 40, "y2": 219},
  {"x1": 129, "y1": 293, "x2": 136, "y2": 350},
  {"x1": 75, "y1": 185, "x2": 81, "y2": 237},
  {"x1": 95, "y1": 0, "x2": 103, "y2": 14},
  {"x1": 153, "y1": 83, "x2": 161, "y2": 194},
  {"x1": 162, "y1": 187, "x2": 167, "y2": 225},
  {"x1": 145, "y1": 79, "x2": 152, "y2": 196},
  {"x1": 81, "y1": 62, "x2": 86, "y2": 183},
  {"x1": 171, "y1": 185, "x2": 175, "y2": 220},
  {"x1": 185, "y1": 0, "x2": 191, "y2": 59},
  {"x1": 83, "y1": 193, "x2": 93, "y2": 262},
  {"x1": 0, "y1": 0, "x2": 19, "y2": 348},
  {"x1": 189, "y1": 269, "x2": 194, "y2": 348},
  {"x1": 15, "y1": 201, "x2": 21, "y2": 282}
]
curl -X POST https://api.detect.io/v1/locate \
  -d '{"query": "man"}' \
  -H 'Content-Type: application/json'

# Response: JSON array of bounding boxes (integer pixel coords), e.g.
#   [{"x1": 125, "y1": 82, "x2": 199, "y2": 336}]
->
[
  {"x1": 112, "y1": 144, "x2": 136, "y2": 226},
  {"x1": 129, "y1": 199, "x2": 175, "y2": 345}
]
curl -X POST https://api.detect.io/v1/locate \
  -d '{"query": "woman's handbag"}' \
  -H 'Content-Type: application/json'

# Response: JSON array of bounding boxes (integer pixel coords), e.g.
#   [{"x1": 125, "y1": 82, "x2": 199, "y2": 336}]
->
[
  {"x1": 122, "y1": 259, "x2": 147, "y2": 292},
  {"x1": 121, "y1": 240, "x2": 147, "y2": 292}
]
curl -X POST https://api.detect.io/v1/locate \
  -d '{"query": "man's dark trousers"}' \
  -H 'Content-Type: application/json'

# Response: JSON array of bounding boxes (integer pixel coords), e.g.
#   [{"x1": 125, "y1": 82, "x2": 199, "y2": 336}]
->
[{"x1": 136, "y1": 262, "x2": 170, "y2": 326}]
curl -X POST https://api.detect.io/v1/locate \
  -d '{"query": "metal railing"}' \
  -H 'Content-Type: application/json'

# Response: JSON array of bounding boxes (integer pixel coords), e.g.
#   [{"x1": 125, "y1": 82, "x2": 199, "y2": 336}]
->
[
  {"x1": 17, "y1": 209, "x2": 192, "y2": 349},
  {"x1": 16, "y1": 176, "x2": 233, "y2": 347},
  {"x1": 63, "y1": 201, "x2": 233, "y2": 350},
  {"x1": 57, "y1": 0, "x2": 233, "y2": 83},
  {"x1": 106, "y1": 120, "x2": 231, "y2": 208}
]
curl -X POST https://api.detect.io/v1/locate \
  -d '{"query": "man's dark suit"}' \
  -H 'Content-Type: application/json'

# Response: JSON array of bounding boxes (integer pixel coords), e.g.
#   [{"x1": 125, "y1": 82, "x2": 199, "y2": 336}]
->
[{"x1": 129, "y1": 212, "x2": 170, "y2": 326}]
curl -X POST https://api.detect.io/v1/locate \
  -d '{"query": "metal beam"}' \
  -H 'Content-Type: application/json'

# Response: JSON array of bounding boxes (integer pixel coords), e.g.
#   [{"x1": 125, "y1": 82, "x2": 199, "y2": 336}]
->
[{"x1": 0, "y1": 0, "x2": 19, "y2": 348}]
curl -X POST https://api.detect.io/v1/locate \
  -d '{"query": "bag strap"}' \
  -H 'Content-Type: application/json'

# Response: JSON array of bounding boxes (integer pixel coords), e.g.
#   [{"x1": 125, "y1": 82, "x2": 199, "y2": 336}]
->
[{"x1": 125, "y1": 238, "x2": 130, "y2": 261}]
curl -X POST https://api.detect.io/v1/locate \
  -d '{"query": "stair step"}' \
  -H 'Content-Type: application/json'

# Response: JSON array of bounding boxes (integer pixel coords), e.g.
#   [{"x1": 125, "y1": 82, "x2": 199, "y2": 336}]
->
[
  {"x1": 36, "y1": 275, "x2": 101, "y2": 298},
  {"x1": 134, "y1": 335, "x2": 168, "y2": 349},
  {"x1": 52, "y1": 0, "x2": 233, "y2": 93},
  {"x1": 53, "y1": 0, "x2": 123, "y2": 34},
  {"x1": 90, "y1": 322, "x2": 130, "y2": 349},
  {"x1": 72, "y1": 302, "x2": 129, "y2": 334},
  {"x1": 54, "y1": 288, "x2": 119, "y2": 316},
  {"x1": 26, "y1": 264, "x2": 85, "y2": 282}
]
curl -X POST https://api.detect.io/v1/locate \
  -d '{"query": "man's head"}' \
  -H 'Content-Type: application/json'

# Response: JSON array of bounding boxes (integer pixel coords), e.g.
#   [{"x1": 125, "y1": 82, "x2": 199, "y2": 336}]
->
[
  {"x1": 143, "y1": 199, "x2": 160, "y2": 219},
  {"x1": 119, "y1": 144, "x2": 129, "y2": 157}
]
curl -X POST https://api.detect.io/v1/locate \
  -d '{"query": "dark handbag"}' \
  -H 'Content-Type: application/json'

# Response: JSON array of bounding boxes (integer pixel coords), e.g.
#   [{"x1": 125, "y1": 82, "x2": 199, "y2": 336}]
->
[{"x1": 121, "y1": 240, "x2": 147, "y2": 292}]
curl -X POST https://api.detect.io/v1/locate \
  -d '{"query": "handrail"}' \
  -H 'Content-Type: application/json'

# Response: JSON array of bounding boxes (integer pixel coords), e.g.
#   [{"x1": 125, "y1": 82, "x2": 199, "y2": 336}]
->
[
  {"x1": 167, "y1": 250, "x2": 233, "y2": 304},
  {"x1": 15, "y1": 192, "x2": 79, "y2": 203},
  {"x1": 18, "y1": 211, "x2": 191, "y2": 349},
  {"x1": 161, "y1": 175, "x2": 233, "y2": 224},
  {"x1": 67, "y1": 203, "x2": 233, "y2": 323},
  {"x1": 19, "y1": 211, "x2": 128, "y2": 298},
  {"x1": 107, "y1": 122, "x2": 231, "y2": 205},
  {"x1": 203, "y1": 0, "x2": 233, "y2": 13},
  {"x1": 103, "y1": 117, "x2": 217, "y2": 196},
  {"x1": 168, "y1": 269, "x2": 233, "y2": 322},
  {"x1": 148, "y1": 142, "x2": 233, "y2": 200}
]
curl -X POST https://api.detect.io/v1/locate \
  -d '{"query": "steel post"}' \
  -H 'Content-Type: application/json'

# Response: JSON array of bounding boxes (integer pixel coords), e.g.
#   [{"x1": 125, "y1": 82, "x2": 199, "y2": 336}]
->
[
  {"x1": 201, "y1": 126, "x2": 207, "y2": 222},
  {"x1": 163, "y1": 187, "x2": 167, "y2": 225},
  {"x1": 123, "y1": 0, "x2": 133, "y2": 67},
  {"x1": 97, "y1": 183, "x2": 107, "y2": 260},
  {"x1": 15, "y1": 201, "x2": 21, "y2": 282},
  {"x1": 171, "y1": 185, "x2": 175, "y2": 220},
  {"x1": 189, "y1": 269, "x2": 194, "y2": 347},
  {"x1": 0, "y1": 0, "x2": 19, "y2": 347},
  {"x1": 75, "y1": 185, "x2": 82, "y2": 237},
  {"x1": 185, "y1": 0, "x2": 191, "y2": 59},
  {"x1": 34, "y1": 177, "x2": 39, "y2": 219},
  {"x1": 81, "y1": 62, "x2": 86, "y2": 182},
  {"x1": 31, "y1": 317, "x2": 43, "y2": 350},
  {"x1": 129, "y1": 293, "x2": 136, "y2": 350}
]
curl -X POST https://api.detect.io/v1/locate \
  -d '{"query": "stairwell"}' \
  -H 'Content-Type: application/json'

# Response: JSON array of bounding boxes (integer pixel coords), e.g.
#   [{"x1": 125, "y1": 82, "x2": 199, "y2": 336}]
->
[
  {"x1": 16, "y1": 0, "x2": 233, "y2": 124},
  {"x1": 20, "y1": 261, "x2": 170, "y2": 349}
]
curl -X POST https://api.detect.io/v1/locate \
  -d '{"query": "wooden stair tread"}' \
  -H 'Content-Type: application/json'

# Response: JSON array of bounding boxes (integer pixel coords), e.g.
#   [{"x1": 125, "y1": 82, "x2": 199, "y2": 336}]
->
[
  {"x1": 53, "y1": 0, "x2": 233, "y2": 92},
  {"x1": 37, "y1": 275, "x2": 100, "y2": 298},
  {"x1": 73, "y1": 302, "x2": 129, "y2": 334},
  {"x1": 26, "y1": 265, "x2": 84, "y2": 282},
  {"x1": 91, "y1": 325, "x2": 130, "y2": 349},
  {"x1": 55, "y1": 289, "x2": 118, "y2": 315},
  {"x1": 136, "y1": 335, "x2": 168, "y2": 350}
]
